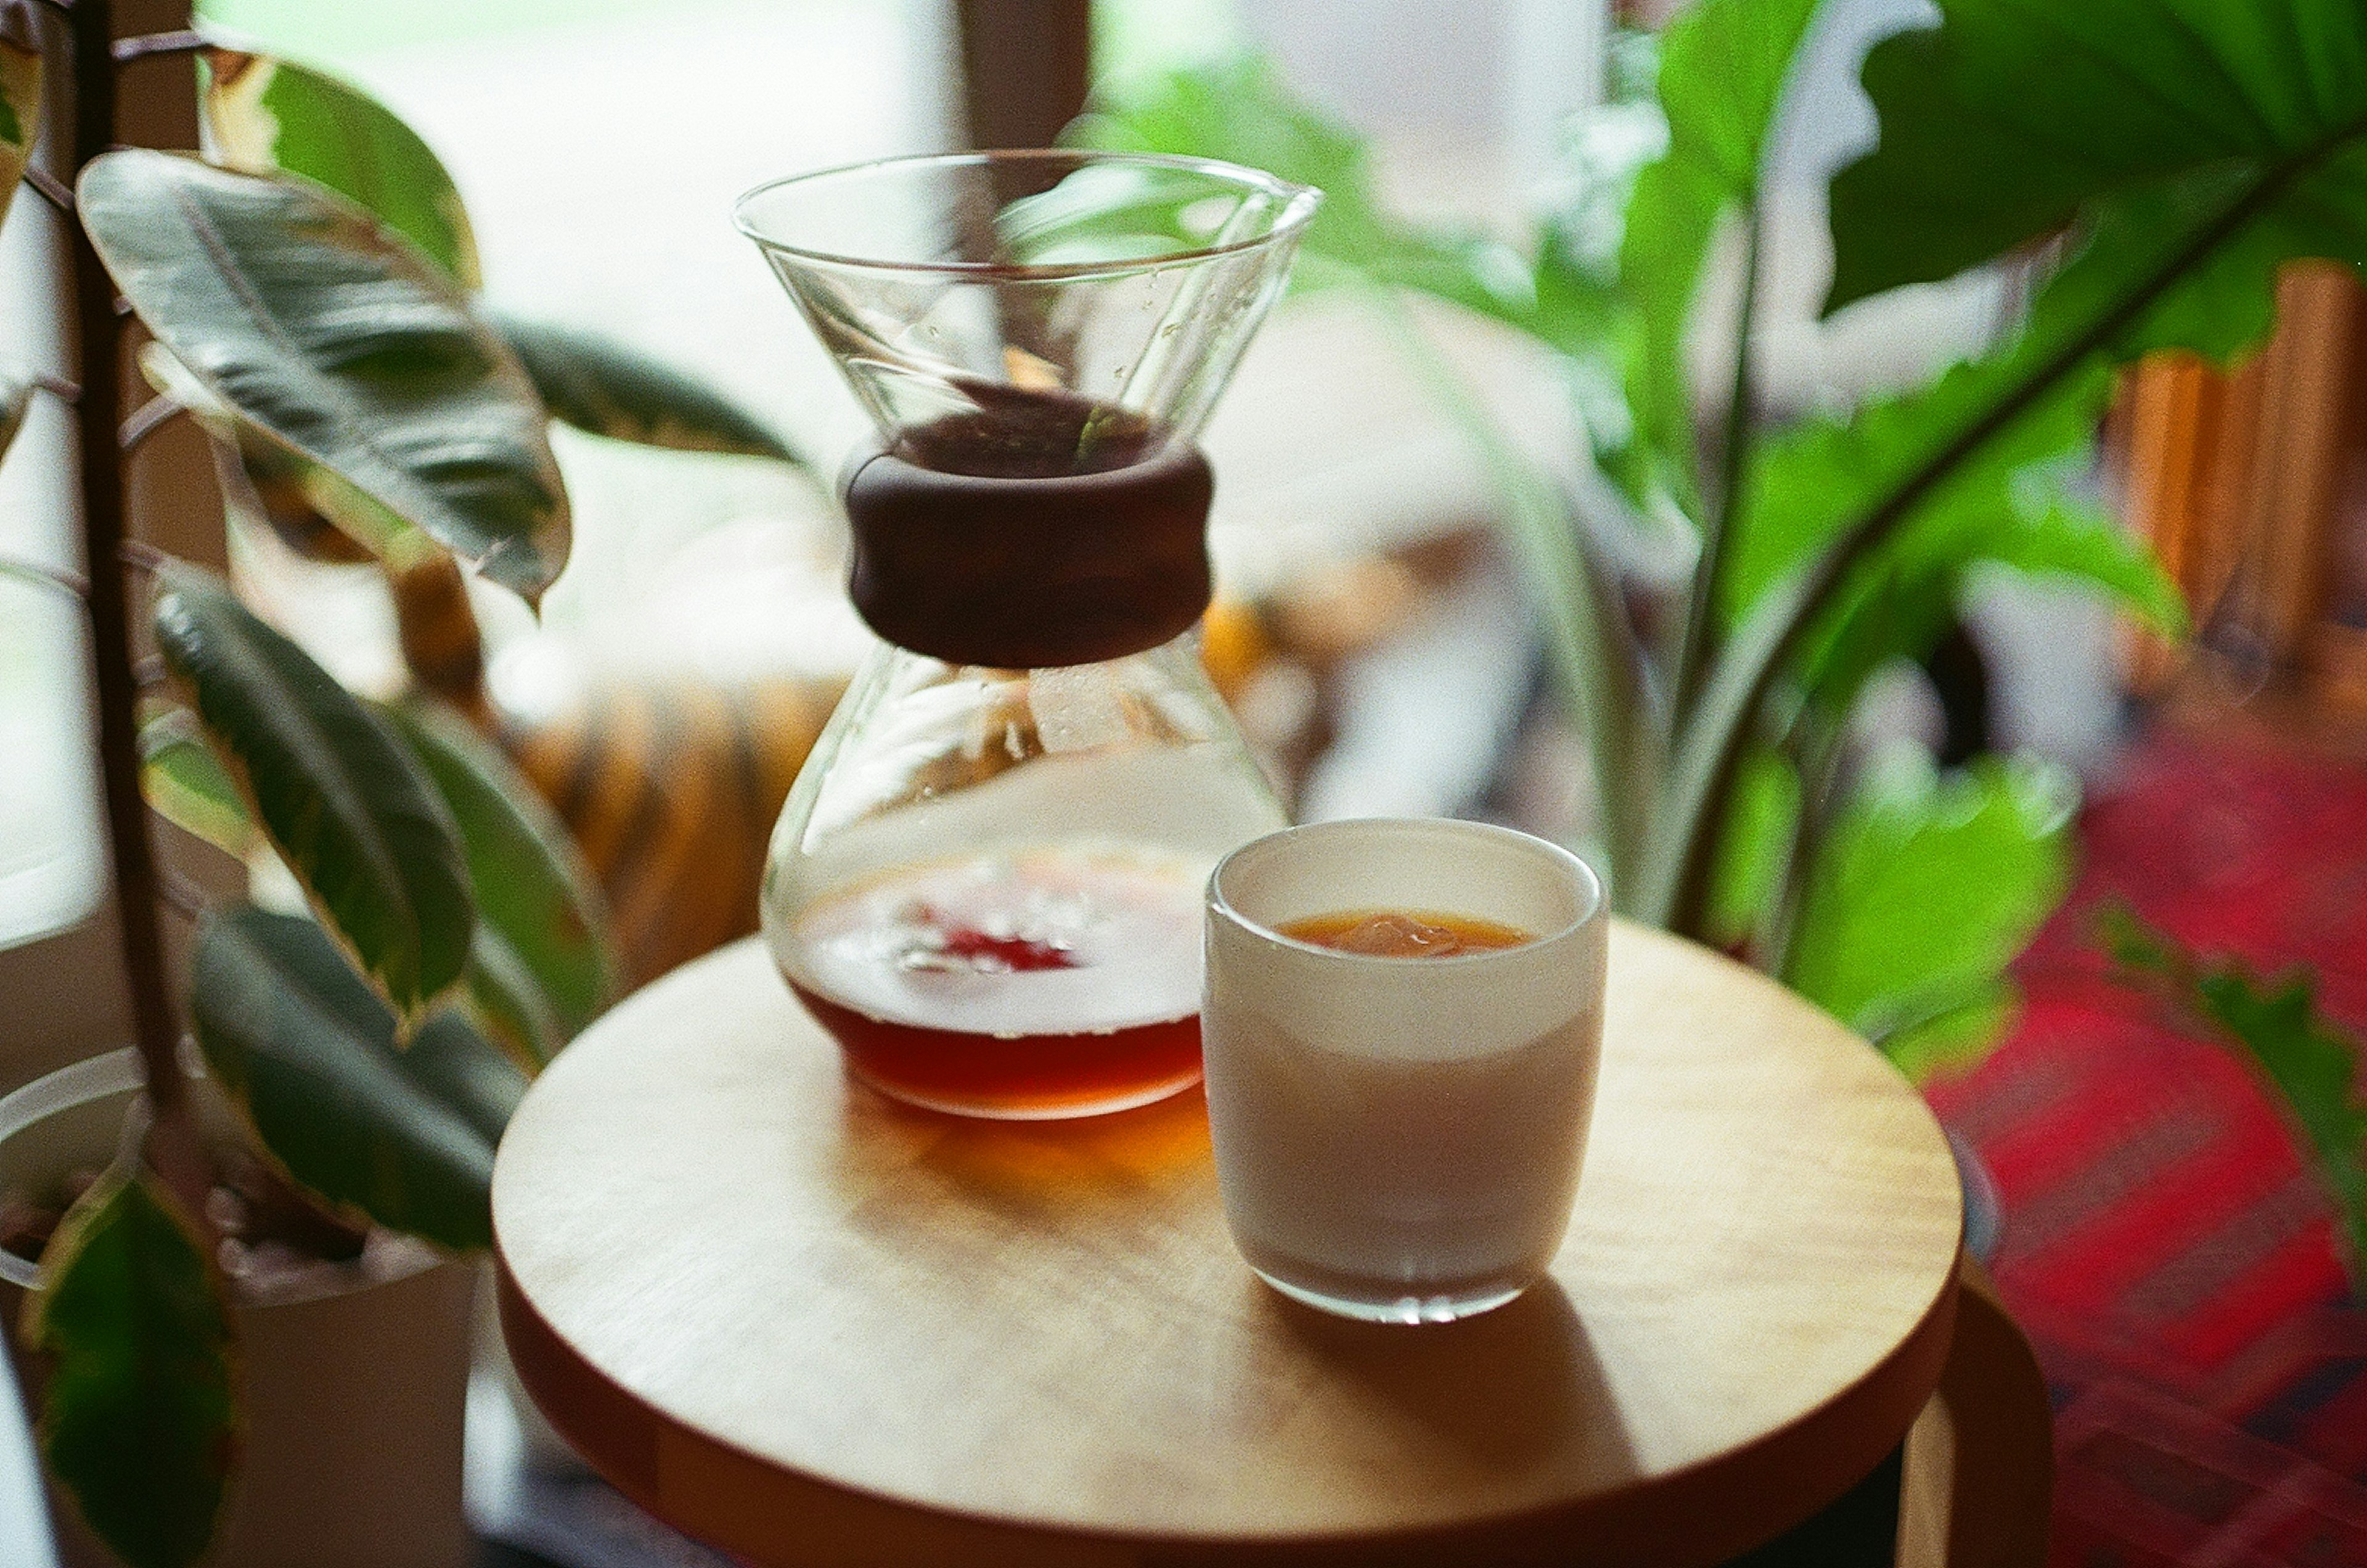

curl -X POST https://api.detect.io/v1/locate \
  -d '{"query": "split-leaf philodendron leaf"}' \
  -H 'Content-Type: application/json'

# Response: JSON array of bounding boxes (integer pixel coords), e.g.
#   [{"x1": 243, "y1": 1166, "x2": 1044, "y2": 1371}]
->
[
  {"x1": 78, "y1": 150, "x2": 569, "y2": 605},
  {"x1": 152, "y1": 567, "x2": 473, "y2": 1023},
  {"x1": 190, "y1": 905, "x2": 527, "y2": 1252},
  {"x1": 385, "y1": 696, "x2": 616, "y2": 1053},
  {"x1": 1829, "y1": 0, "x2": 2367, "y2": 317},
  {"x1": 201, "y1": 49, "x2": 482, "y2": 290},
  {"x1": 26, "y1": 1166, "x2": 236, "y2": 1568},
  {"x1": 1786, "y1": 755, "x2": 2075, "y2": 1079}
]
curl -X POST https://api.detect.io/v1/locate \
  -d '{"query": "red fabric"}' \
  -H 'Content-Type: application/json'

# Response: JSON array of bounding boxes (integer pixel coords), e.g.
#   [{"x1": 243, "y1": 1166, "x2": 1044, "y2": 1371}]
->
[{"x1": 1922, "y1": 726, "x2": 2367, "y2": 1566}]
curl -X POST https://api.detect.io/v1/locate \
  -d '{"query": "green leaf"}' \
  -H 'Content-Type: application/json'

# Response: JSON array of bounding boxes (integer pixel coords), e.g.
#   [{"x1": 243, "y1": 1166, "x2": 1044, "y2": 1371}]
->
[
  {"x1": 202, "y1": 49, "x2": 481, "y2": 289},
  {"x1": 1884, "y1": 982, "x2": 2021, "y2": 1084},
  {"x1": 2104, "y1": 907, "x2": 2367, "y2": 1288},
  {"x1": 139, "y1": 340, "x2": 417, "y2": 566},
  {"x1": 25, "y1": 1165, "x2": 236, "y2": 1568},
  {"x1": 1621, "y1": 0, "x2": 1822, "y2": 509},
  {"x1": 1784, "y1": 754, "x2": 2075, "y2": 1073},
  {"x1": 1653, "y1": 0, "x2": 2367, "y2": 936},
  {"x1": 1067, "y1": 55, "x2": 1532, "y2": 327},
  {"x1": 1725, "y1": 356, "x2": 2119, "y2": 629},
  {"x1": 190, "y1": 905, "x2": 527, "y2": 1251},
  {"x1": 78, "y1": 150, "x2": 569, "y2": 605},
  {"x1": 1728, "y1": 356, "x2": 2181, "y2": 716},
  {"x1": 1828, "y1": 0, "x2": 2367, "y2": 313},
  {"x1": 139, "y1": 704, "x2": 260, "y2": 858},
  {"x1": 488, "y1": 311, "x2": 804, "y2": 464},
  {"x1": 1704, "y1": 747, "x2": 1799, "y2": 947},
  {"x1": 152, "y1": 566, "x2": 473, "y2": 1022},
  {"x1": 0, "y1": 38, "x2": 41, "y2": 237},
  {"x1": 465, "y1": 925, "x2": 563, "y2": 1072},
  {"x1": 383, "y1": 696, "x2": 615, "y2": 1048}
]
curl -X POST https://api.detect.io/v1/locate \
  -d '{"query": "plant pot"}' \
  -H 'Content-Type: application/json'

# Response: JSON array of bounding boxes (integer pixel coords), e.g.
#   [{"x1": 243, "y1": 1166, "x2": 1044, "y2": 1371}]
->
[{"x1": 0, "y1": 1051, "x2": 476, "y2": 1568}]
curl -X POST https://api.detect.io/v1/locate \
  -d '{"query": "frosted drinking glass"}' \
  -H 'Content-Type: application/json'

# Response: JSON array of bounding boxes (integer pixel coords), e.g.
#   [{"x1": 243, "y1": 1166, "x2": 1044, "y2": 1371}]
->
[{"x1": 1202, "y1": 819, "x2": 1607, "y2": 1323}]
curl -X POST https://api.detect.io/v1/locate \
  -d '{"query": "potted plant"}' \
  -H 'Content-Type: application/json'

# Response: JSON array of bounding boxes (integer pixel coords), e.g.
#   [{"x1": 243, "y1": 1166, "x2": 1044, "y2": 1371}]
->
[
  {"x1": 1077, "y1": 0, "x2": 2367, "y2": 1267},
  {"x1": 0, "y1": 6, "x2": 804, "y2": 1562}
]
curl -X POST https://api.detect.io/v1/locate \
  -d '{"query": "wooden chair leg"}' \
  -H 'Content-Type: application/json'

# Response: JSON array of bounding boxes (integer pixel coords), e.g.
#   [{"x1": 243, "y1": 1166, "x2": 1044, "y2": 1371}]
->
[{"x1": 1896, "y1": 1257, "x2": 2053, "y2": 1568}]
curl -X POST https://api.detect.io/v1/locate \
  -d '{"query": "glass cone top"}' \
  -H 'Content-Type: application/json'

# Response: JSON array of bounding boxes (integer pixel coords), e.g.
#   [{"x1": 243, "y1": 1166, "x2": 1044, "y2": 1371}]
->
[{"x1": 732, "y1": 150, "x2": 1321, "y2": 478}]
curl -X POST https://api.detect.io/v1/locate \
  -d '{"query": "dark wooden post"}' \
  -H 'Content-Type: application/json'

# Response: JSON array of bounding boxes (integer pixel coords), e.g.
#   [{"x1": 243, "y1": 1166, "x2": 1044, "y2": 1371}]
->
[{"x1": 952, "y1": 0, "x2": 1090, "y2": 150}]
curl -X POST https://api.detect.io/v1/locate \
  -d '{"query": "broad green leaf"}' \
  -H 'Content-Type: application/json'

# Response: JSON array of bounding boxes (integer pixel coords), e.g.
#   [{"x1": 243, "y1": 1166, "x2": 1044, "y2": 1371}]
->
[
  {"x1": 384, "y1": 696, "x2": 615, "y2": 1047},
  {"x1": 1655, "y1": 105, "x2": 2325, "y2": 937},
  {"x1": 202, "y1": 49, "x2": 481, "y2": 289},
  {"x1": 78, "y1": 150, "x2": 569, "y2": 605},
  {"x1": 1735, "y1": 377, "x2": 2180, "y2": 716},
  {"x1": 1725, "y1": 356, "x2": 2119, "y2": 627},
  {"x1": 25, "y1": 1165, "x2": 235, "y2": 1568},
  {"x1": 1704, "y1": 747, "x2": 1799, "y2": 948},
  {"x1": 1828, "y1": 0, "x2": 2367, "y2": 312},
  {"x1": 139, "y1": 317, "x2": 415, "y2": 568},
  {"x1": 1621, "y1": 0, "x2": 1821, "y2": 511},
  {"x1": 1785, "y1": 754, "x2": 2075, "y2": 1074},
  {"x1": 488, "y1": 311, "x2": 804, "y2": 464},
  {"x1": 0, "y1": 39, "x2": 41, "y2": 237},
  {"x1": 190, "y1": 905, "x2": 527, "y2": 1251},
  {"x1": 1067, "y1": 55, "x2": 1532, "y2": 327},
  {"x1": 1884, "y1": 982, "x2": 2019, "y2": 1084},
  {"x1": 466, "y1": 925, "x2": 563, "y2": 1072},
  {"x1": 152, "y1": 567, "x2": 473, "y2": 1021},
  {"x1": 2106, "y1": 907, "x2": 2367, "y2": 1287},
  {"x1": 139, "y1": 704, "x2": 258, "y2": 858}
]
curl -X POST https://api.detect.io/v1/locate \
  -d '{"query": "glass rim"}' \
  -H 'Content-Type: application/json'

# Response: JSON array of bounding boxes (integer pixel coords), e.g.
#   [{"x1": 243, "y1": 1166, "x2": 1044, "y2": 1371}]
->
[
  {"x1": 730, "y1": 147, "x2": 1325, "y2": 282},
  {"x1": 1207, "y1": 818, "x2": 1605, "y2": 967}
]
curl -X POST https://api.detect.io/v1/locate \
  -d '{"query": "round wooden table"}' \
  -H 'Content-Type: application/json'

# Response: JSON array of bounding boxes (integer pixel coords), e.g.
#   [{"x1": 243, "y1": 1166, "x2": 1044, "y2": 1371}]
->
[{"x1": 494, "y1": 922, "x2": 1964, "y2": 1567}]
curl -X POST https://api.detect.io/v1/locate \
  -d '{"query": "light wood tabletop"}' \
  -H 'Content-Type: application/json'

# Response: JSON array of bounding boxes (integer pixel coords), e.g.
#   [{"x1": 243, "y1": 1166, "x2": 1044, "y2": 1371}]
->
[{"x1": 494, "y1": 921, "x2": 1964, "y2": 1567}]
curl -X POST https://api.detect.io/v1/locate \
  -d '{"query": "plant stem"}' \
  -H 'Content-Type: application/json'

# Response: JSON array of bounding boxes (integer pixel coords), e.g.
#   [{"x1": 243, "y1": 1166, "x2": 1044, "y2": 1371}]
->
[
  {"x1": 68, "y1": 0, "x2": 192, "y2": 1135},
  {"x1": 1672, "y1": 201, "x2": 1761, "y2": 722},
  {"x1": 1646, "y1": 133, "x2": 2350, "y2": 939},
  {"x1": 1368, "y1": 289, "x2": 1656, "y2": 887},
  {"x1": 1762, "y1": 707, "x2": 1844, "y2": 981}
]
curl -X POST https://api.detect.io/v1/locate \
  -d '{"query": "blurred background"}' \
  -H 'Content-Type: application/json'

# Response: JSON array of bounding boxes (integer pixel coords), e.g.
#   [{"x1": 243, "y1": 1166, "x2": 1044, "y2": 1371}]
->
[{"x1": 5, "y1": 1, "x2": 2367, "y2": 1564}]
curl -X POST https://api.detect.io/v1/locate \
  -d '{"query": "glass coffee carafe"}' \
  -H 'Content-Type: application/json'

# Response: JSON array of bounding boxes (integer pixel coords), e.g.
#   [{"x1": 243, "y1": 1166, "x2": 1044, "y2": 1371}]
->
[{"x1": 734, "y1": 150, "x2": 1320, "y2": 1119}]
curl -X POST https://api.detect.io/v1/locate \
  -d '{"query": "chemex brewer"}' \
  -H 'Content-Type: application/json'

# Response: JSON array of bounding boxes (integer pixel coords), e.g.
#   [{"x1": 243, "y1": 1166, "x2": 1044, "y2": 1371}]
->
[{"x1": 734, "y1": 150, "x2": 1320, "y2": 1119}]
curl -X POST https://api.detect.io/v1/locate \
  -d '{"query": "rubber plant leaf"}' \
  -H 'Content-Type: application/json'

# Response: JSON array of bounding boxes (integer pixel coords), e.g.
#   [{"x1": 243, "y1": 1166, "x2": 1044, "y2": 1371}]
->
[
  {"x1": 200, "y1": 47, "x2": 481, "y2": 289},
  {"x1": 384, "y1": 695, "x2": 617, "y2": 1051},
  {"x1": 488, "y1": 310, "x2": 805, "y2": 465},
  {"x1": 25, "y1": 1164, "x2": 236, "y2": 1568},
  {"x1": 1784, "y1": 754, "x2": 2075, "y2": 1079},
  {"x1": 1619, "y1": 0, "x2": 1821, "y2": 513},
  {"x1": 190, "y1": 905, "x2": 527, "y2": 1252},
  {"x1": 0, "y1": 37, "x2": 41, "y2": 237},
  {"x1": 139, "y1": 338, "x2": 409, "y2": 566},
  {"x1": 152, "y1": 566, "x2": 473, "y2": 1023},
  {"x1": 139, "y1": 703, "x2": 260, "y2": 859},
  {"x1": 2104, "y1": 908, "x2": 2367, "y2": 1288},
  {"x1": 77, "y1": 150, "x2": 568, "y2": 606},
  {"x1": 464, "y1": 925, "x2": 564, "y2": 1074}
]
